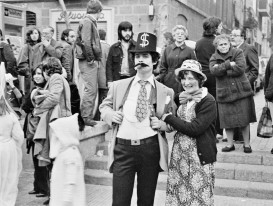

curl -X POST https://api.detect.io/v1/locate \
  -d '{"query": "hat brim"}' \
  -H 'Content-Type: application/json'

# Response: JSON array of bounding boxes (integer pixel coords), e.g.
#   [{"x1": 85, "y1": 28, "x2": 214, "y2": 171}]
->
[
  {"x1": 175, "y1": 67, "x2": 207, "y2": 82},
  {"x1": 130, "y1": 50, "x2": 160, "y2": 56}
]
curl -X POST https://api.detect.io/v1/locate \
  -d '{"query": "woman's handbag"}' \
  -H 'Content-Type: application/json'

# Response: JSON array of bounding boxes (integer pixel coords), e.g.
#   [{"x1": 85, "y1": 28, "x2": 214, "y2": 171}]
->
[{"x1": 257, "y1": 102, "x2": 273, "y2": 138}]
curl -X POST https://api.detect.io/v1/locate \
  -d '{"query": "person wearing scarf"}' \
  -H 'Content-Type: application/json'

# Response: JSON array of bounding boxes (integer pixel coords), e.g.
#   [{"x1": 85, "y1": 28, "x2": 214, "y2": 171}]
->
[{"x1": 161, "y1": 59, "x2": 217, "y2": 205}]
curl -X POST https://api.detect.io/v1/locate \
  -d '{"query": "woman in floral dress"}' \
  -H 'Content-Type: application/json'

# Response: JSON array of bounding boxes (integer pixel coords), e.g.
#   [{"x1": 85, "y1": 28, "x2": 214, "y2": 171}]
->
[{"x1": 162, "y1": 60, "x2": 217, "y2": 206}]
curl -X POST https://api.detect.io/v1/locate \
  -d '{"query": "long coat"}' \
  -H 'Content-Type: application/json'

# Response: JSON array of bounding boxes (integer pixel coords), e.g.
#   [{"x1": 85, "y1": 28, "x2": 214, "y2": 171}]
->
[
  {"x1": 195, "y1": 35, "x2": 217, "y2": 97},
  {"x1": 158, "y1": 43, "x2": 196, "y2": 95},
  {"x1": 239, "y1": 42, "x2": 259, "y2": 88},
  {"x1": 99, "y1": 77, "x2": 176, "y2": 173},
  {"x1": 60, "y1": 40, "x2": 74, "y2": 82},
  {"x1": 209, "y1": 47, "x2": 253, "y2": 103},
  {"x1": 33, "y1": 73, "x2": 71, "y2": 117},
  {"x1": 32, "y1": 38, "x2": 63, "y2": 69},
  {"x1": 264, "y1": 54, "x2": 273, "y2": 101}
]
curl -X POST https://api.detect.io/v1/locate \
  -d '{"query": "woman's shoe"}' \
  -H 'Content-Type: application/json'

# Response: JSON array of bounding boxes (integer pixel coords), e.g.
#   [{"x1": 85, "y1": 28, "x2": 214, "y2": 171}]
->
[
  {"x1": 28, "y1": 190, "x2": 40, "y2": 195},
  {"x1": 43, "y1": 198, "x2": 50, "y2": 205},
  {"x1": 222, "y1": 145, "x2": 235, "y2": 152},
  {"x1": 243, "y1": 145, "x2": 252, "y2": 153},
  {"x1": 36, "y1": 194, "x2": 47, "y2": 198}
]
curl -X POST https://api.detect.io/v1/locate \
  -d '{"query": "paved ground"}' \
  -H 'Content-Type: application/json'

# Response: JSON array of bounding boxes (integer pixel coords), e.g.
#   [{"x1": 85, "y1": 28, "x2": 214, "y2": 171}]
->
[{"x1": 16, "y1": 90, "x2": 273, "y2": 205}]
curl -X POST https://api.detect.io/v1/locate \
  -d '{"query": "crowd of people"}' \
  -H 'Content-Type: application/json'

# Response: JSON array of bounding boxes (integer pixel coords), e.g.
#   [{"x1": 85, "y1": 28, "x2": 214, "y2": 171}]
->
[{"x1": 0, "y1": 0, "x2": 272, "y2": 205}]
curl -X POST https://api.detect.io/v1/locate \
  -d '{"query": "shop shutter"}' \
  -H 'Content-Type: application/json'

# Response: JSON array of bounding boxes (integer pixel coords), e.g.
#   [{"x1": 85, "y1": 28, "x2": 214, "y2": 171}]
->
[
  {"x1": 56, "y1": 21, "x2": 107, "y2": 41},
  {"x1": 26, "y1": 11, "x2": 36, "y2": 26}
]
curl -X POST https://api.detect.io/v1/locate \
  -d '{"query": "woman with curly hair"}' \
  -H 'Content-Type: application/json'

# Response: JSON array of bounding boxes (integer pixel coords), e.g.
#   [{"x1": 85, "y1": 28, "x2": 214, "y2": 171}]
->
[
  {"x1": 22, "y1": 64, "x2": 49, "y2": 198},
  {"x1": 32, "y1": 57, "x2": 72, "y2": 205}
]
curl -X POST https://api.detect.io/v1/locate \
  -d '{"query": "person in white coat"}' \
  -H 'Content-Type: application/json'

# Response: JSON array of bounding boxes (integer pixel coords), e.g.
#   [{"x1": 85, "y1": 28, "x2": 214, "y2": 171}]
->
[
  {"x1": 0, "y1": 62, "x2": 24, "y2": 206},
  {"x1": 49, "y1": 112, "x2": 86, "y2": 206}
]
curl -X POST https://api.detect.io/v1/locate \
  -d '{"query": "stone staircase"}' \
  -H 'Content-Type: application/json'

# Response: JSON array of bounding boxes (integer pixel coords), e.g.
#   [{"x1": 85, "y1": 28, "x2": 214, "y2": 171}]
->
[{"x1": 84, "y1": 138, "x2": 273, "y2": 200}]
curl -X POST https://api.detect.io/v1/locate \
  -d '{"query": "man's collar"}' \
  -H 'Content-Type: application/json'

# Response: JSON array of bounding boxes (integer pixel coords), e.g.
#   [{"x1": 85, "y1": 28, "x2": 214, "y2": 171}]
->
[
  {"x1": 236, "y1": 41, "x2": 244, "y2": 49},
  {"x1": 133, "y1": 74, "x2": 155, "y2": 88},
  {"x1": 171, "y1": 42, "x2": 186, "y2": 50},
  {"x1": 86, "y1": 14, "x2": 97, "y2": 22}
]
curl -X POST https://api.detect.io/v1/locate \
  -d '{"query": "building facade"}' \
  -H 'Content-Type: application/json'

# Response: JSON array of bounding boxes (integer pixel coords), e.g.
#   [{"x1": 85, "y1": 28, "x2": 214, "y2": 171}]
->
[{"x1": 4, "y1": 0, "x2": 272, "y2": 56}]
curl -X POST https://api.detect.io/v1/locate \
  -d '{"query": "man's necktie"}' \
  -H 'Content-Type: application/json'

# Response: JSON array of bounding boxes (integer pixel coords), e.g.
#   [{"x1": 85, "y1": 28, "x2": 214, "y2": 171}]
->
[{"x1": 136, "y1": 80, "x2": 148, "y2": 122}]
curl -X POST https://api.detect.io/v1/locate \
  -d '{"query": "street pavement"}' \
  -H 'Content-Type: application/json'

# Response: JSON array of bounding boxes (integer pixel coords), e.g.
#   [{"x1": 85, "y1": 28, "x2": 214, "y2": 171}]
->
[{"x1": 16, "y1": 89, "x2": 273, "y2": 206}]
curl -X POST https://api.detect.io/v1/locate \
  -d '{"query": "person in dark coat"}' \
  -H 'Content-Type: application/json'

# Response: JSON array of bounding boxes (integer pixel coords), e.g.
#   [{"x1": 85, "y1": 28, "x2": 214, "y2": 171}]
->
[
  {"x1": 231, "y1": 28, "x2": 259, "y2": 91},
  {"x1": 17, "y1": 27, "x2": 42, "y2": 100},
  {"x1": 0, "y1": 29, "x2": 18, "y2": 79},
  {"x1": 157, "y1": 25, "x2": 196, "y2": 96},
  {"x1": 195, "y1": 16, "x2": 223, "y2": 140},
  {"x1": 264, "y1": 54, "x2": 273, "y2": 154},
  {"x1": 230, "y1": 27, "x2": 259, "y2": 143},
  {"x1": 209, "y1": 34, "x2": 256, "y2": 153},
  {"x1": 106, "y1": 21, "x2": 136, "y2": 87}
]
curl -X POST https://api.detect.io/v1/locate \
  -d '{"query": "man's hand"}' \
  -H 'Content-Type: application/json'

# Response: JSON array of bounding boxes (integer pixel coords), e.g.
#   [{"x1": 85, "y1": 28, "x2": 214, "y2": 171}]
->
[
  {"x1": 6, "y1": 79, "x2": 14, "y2": 88},
  {"x1": 112, "y1": 111, "x2": 124, "y2": 125},
  {"x1": 42, "y1": 39, "x2": 50, "y2": 47}
]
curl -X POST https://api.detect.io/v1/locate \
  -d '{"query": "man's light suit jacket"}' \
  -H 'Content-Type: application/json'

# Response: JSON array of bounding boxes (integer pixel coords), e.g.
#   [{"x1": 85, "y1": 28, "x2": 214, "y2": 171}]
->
[{"x1": 99, "y1": 76, "x2": 176, "y2": 173}]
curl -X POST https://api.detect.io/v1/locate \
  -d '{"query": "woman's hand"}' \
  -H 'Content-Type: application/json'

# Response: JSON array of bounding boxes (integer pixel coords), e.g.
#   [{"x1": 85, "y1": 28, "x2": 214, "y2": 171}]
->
[
  {"x1": 161, "y1": 113, "x2": 172, "y2": 121},
  {"x1": 150, "y1": 116, "x2": 161, "y2": 130},
  {"x1": 230, "y1": 61, "x2": 236, "y2": 67}
]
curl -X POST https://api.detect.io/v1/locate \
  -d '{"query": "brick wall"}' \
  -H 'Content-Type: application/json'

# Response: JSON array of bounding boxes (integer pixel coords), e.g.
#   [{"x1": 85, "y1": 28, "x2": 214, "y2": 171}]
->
[{"x1": 20, "y1": 0, "x2": 233, "y2": 47}]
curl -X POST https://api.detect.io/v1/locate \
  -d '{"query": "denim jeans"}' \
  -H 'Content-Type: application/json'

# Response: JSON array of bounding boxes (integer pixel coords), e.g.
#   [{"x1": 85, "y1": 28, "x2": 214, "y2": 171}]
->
[
  {"x1": 112, "y1": 139, "x2": 160, "y2": 206},
  {"x1": 78, "y1": 60, "x2": 98, "y2": 119}
]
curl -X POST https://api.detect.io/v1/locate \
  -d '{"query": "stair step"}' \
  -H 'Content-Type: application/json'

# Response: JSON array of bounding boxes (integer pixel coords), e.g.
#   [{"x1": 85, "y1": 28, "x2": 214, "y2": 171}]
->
[
  {"x1": 84, "y1": 169, "x2": 273, "y2": 200},
  {"x1": 95, "y1": 141, "x2": 273, "y2": 166},
  {"x1": 217, "y1": 151, "x2": 273, "y2": 166},
  {"x1": 86, "y1": 184, "x2": 273, "y2": 206},
  {"x1": 85, "y1": 156, "x2": 273, "y2": 183}
]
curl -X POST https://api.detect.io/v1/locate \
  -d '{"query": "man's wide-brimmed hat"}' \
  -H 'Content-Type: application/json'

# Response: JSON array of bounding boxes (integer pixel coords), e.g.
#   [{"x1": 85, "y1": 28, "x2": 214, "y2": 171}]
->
[
  {"x1": 130, "y1": 32, "x2": 159, "y2": 55},
  {"x1": 175, "y1": 59, "x2": 207, "y2": 81}
]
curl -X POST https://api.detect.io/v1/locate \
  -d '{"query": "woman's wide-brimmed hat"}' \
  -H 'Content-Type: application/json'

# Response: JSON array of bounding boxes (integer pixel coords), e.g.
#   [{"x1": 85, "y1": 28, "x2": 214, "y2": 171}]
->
[
  {"x1": 175, "y1": 59, "x2": 207, "y2": 81},
  {"x1": 130, "y1": 32, "x2": 160, "y2": 55}
]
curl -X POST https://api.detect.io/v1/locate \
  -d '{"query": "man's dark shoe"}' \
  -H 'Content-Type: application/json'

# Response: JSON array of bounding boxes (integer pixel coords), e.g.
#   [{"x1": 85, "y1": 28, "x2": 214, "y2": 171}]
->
[
  {"x1": 271, "y1": 148, "x2": 273, "y2": 154},
  {"x1": 36, "y1": 194, "x2": 47, "y2": 198},
  {"x1": 28, "y1": 190, "x2": 40, "y2": 195},
  {"x1": 222, "y1": 145, "x2": 235, "y2": 152},
  {"x1": 43, "y1": 198, "x2": 50, "y2": 205},
  {"x1": 84, "y1": 118, "x2": 97, "y2": 127},
  {"x1": 243, "y1": 145, "x2": 252, "y2": 153}
]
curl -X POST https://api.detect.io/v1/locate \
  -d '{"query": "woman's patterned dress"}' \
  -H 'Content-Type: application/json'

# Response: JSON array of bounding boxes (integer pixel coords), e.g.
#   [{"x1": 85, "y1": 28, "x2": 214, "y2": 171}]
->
[{"x1": 166, "y1": 102, "x2": 215, "y2": 206}]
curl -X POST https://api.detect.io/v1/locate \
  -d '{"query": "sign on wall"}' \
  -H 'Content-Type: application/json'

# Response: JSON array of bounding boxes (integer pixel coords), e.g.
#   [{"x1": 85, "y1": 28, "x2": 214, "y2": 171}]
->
[
  {"x1": 50, "y1": 8, "x2": 115, "y2": 45},
  {"x1": 4, "y1": 7, "x2": 23, "y2": 19}
]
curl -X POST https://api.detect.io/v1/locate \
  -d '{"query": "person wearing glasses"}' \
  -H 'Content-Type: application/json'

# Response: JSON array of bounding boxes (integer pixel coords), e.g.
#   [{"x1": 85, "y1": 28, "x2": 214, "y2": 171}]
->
[
  {"x1": 230, "y1": 28, "x2": 259, "y2": 143},
  {"x1": 230, "y1": 28, "x2": 259, "y2": 91}
]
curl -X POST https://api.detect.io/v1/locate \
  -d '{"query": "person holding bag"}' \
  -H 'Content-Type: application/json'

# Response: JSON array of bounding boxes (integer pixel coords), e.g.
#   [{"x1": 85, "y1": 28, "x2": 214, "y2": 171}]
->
[{"x1": 263, "y1": 54, "x2": 273, "y2": 154}]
